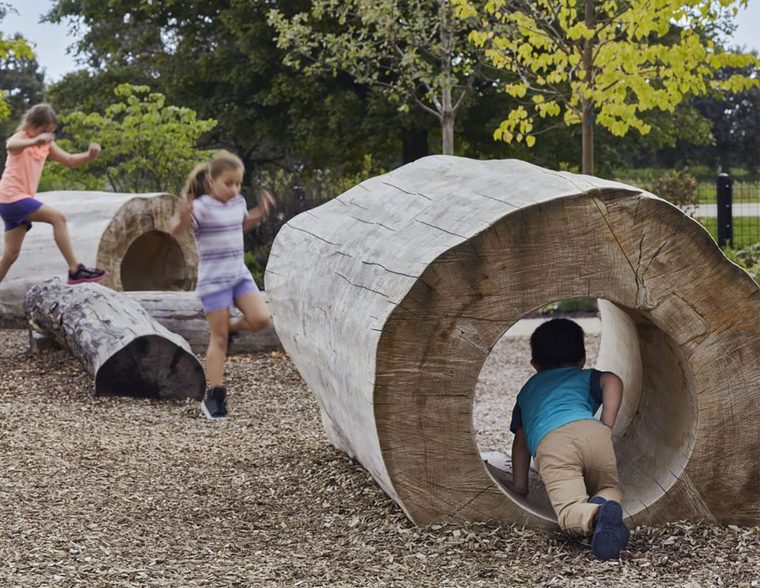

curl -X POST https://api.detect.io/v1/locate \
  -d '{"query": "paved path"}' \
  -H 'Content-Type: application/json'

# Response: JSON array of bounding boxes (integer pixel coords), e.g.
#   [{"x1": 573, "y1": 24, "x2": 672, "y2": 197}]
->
[{"x1": 695, "y1": 203, "x2": 760, "y2": 217}]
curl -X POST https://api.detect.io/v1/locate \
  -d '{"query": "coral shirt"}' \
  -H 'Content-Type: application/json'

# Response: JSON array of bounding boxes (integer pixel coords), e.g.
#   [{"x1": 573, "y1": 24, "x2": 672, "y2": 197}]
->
[{"x1": 0, "y1": 134, "x2": 51, "y2": 203}]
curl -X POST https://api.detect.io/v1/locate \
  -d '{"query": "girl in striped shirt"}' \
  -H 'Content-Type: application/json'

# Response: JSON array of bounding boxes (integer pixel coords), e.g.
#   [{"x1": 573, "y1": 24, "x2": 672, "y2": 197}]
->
[{"x1": 171, "y1": 150, "x2": 275, "y2": 420}]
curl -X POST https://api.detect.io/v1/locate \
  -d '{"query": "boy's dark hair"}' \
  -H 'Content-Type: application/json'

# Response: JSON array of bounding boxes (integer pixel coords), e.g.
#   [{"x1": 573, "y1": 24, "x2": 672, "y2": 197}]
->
[{"x1": 530, "y1": 318, "x2": 585, "y2": 369}]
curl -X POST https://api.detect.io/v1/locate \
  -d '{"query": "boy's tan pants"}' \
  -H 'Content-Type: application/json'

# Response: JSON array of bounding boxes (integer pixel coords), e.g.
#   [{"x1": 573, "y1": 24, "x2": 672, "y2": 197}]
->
[{"x1": 535, "y1": 419, "x2": 622, "y2": 535}]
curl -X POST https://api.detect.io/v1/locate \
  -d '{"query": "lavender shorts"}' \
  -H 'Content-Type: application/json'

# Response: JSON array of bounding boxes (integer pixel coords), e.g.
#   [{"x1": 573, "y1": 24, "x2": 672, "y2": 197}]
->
[
  {"x1": 200, "y1": 275, "x2": 259, "y2": 314},
  {"x1": 0, "y1": 197, "x2": 43, "y2": 231}
]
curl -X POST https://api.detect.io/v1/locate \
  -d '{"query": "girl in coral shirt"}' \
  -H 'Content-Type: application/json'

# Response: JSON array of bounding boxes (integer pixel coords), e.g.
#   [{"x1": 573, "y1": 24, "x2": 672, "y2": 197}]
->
[{"x1": 0, "y1": 103, "x2": 106, "y2": 285}]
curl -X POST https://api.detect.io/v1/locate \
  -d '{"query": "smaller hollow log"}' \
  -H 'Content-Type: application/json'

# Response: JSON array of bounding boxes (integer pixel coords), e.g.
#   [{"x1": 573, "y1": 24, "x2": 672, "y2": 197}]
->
[
  {"x1": 0, "y1": 191, "x2": 197, "y2": 328},
  {"x1": 123, "y1": 291, "x2": 281, "y2": 354},
  {"x1": 24, "y1": 279, "x2": 206, "y2": 400}
]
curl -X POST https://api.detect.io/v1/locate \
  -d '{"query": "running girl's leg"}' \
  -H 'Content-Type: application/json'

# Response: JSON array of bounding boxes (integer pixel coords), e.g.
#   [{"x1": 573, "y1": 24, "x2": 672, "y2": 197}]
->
[
  {"x1": 206, "y1": 308, "x2": 231, "y2": 388},
  {"x1": 232, "y1": 290, "x2": 271, "y2": 334},
  {"x1": 27, "y1": 205, "x2": 79, "y2": 271},
  {"x1": 0, "y1": 225, "x2": 28, "y2": 283}
]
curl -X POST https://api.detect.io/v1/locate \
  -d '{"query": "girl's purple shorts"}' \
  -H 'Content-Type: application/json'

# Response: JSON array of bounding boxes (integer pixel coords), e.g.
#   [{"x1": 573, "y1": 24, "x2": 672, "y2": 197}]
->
[
  {"x1": 200, "y1": 275, "x2": 259, "y2": 314},
  {"x1": 0, "y1": 197, "x2": 44, "y2": 231}
]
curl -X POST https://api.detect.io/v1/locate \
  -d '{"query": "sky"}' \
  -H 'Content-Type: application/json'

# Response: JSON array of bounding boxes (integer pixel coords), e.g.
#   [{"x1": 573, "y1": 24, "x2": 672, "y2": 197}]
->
[{"x1": 1, "y1": 0, "x2": 759, "y2": 83}]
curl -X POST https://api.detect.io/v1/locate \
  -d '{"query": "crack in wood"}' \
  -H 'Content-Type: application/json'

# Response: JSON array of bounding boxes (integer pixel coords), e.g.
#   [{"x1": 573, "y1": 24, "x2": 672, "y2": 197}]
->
[
  {"x1": 335, "y1": 272, "x2": 389, "y2": 298},
  {"x1": 591, "y1": 196, "x2": 654, "y2": 309},
  {"x1": 413, "y1": 219, "x2": 468, "y2": 240},
  {"x1": 360, "y1": 261, "x2": 418, "y2": 279},
  {"x1": 288, "y1": 225, "x2": 340, "y2": 247}
]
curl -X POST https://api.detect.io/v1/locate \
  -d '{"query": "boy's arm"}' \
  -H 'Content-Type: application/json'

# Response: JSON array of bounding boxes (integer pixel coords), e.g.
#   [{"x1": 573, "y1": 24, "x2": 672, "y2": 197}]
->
[
  {"x1": 506, "y1": 428, "x2": 530, "y2": 496},
  {"x1": 6, "y1": 132, "x2": 54, "y2": 154},
  {"x1": 599, "y1": 372, "x2": 624, "y2": 429},
  {"x1": 243, "y1": 190, "x2": 276, "y2": 233},
  {"x1": 48, "y1": 142, "x2": 101, "y2": 168}
]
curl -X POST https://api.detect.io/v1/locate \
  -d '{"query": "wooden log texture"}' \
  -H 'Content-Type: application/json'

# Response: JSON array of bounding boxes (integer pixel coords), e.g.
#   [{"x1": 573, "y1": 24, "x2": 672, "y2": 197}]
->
[
  {"x1": 0, "y1": 191, "x2": 197, "y2": 328},
  {"x1": 123, "y1": 291, "x2": 281, "y2": 354},
  {"x1": 24, "y1": 279, "x2": 206, "y2": 400},
  {"x1": 265, "y1": 155, "x2": 760, "y2": 527}
]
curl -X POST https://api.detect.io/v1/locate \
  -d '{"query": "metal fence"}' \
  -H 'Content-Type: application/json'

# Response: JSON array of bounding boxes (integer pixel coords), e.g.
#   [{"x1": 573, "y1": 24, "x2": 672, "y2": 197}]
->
[
  {"x1": 699, "y1": 176, "x2": 760, "y2": 250},
  {"x1": 632, "y1": 175, "x2": 760, "y2": 250}
]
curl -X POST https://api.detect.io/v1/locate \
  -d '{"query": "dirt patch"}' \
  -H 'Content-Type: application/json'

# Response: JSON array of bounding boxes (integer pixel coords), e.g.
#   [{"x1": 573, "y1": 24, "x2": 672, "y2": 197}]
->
[{"x1": 1, "y1": 329, "x2": 757, "y2": 587}]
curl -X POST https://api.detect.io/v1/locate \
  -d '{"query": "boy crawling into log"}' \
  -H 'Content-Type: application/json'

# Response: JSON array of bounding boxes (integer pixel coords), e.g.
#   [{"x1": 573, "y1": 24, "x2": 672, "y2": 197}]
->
[{"x1": 506, "y1": 318, "x2": 629, "y2": 560}]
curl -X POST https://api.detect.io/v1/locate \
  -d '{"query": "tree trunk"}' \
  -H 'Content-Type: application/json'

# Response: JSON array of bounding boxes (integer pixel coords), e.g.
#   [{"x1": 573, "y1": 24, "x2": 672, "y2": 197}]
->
[
  {"x1": 266, "y1": 155, "x2": 760, "y2": 527},
  {"x1": 439, "y1": 0, "x2": 455, "y2": 156},
  {"x1": 123, "y1": 291, "x2": 281, "y2": 354},
  {"x1": 441, "y1": 109, "x2": 455, "y2": 156},
  {"x1": 582, "y1": 100, "x2": 594, "y2": 175},
  {"x1": 24, "y1": 279, "x2": 206, "y2": 400},
  {"x1": 402, "y1": 127, "x2": 429, "y2": 163},
  {"x1": 582, "y1": 0, "x2": 595, "y2": 175}
]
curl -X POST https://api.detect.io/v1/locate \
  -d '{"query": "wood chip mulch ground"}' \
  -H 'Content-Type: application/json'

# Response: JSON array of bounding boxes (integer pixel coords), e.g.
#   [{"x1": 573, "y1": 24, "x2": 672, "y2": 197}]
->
[{"x1": 1, "y1": 329, "x2": 758, "y2": 587}]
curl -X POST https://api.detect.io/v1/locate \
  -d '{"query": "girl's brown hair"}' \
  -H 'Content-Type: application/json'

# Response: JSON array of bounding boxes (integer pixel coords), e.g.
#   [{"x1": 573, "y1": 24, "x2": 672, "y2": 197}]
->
[
  {"x1": 17, "y1": 103, "x2": 57, "y2": 133},
  {"x1": 182, "y1": 150, "x2": 244, "y2": 200}
]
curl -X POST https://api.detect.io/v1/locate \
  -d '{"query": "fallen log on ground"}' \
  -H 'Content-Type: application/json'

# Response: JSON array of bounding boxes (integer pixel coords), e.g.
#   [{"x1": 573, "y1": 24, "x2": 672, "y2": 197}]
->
[
  {"x1": 123, "y1": 291, "x2": 281, "y2": 354},
  {"x1": 24, "y1": 279, "x2": 206, "y2": 400}
]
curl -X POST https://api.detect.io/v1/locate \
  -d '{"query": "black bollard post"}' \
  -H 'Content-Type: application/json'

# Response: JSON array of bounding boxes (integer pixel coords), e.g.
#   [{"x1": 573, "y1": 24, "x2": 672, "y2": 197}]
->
[{"x1": 716, "y1": 173, "x2": 733, "y2": 248}]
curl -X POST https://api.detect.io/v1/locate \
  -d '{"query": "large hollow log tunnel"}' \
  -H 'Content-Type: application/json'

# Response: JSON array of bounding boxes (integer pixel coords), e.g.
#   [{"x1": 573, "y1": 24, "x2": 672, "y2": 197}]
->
[{"x1": 266, "y1": 156, "x2": 760, "y2": 528}]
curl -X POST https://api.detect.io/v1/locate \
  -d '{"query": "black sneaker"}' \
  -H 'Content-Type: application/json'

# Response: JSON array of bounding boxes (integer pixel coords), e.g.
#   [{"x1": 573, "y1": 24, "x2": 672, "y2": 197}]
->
[
  {"x1": 201, "y1": 386, "x2": 228, "y2": 421},
  {"x1": 67, "y1": 264, "x2": 107, "y2": 285}
]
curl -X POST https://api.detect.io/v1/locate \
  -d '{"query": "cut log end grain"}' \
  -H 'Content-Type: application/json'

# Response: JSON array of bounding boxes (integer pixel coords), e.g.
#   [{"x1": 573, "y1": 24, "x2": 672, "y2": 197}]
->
[{"x1": 24, "y1": 279, "x2": 206, "y2": 401}]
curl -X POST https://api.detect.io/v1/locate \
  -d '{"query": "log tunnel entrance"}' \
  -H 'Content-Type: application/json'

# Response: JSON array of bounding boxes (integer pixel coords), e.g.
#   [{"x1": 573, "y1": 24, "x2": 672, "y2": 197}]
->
[
  {"x1": 266, "y1": 156, "x2": 760, "y2": 526},
  {"x1": 120, "y1": 230, "x2": 192, "y2": 291},
  {"x1": 474, "y1": 299, "x2": 697, "y2": 523}
]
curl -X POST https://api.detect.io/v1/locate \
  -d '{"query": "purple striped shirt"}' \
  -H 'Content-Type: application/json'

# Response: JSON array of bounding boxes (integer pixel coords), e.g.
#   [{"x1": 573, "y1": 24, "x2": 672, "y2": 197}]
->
[{"x1": 191, "y1": 194, "x2": 251, "y2": 297}]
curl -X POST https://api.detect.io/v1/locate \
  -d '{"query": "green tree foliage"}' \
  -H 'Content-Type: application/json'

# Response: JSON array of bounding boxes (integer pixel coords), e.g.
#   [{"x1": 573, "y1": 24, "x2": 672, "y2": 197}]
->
[
  {"x1": 0, "y1": 4, "x2": 35, "y2": 122},
  {"x1": 45, "y1": 0, "x2": 406, "y2": 180},
  {"x1": 0, "y1": 38, "x2": 44, "y2": 175},
  {"x1": 269, "y1": 0, "x2": 489, "y2": 155},
  {"x1": 631, "y1": 51, "x2": 760, "y2": 175},
  {"x1": 455, "y1": 0, "x2": 760, "y2": 173},
  {"x1": 692, "y1": 55, "x2": 760, "y2": 175},
  {"x1": 43, "y1": 84, "x2": 216, "y2": 193}
]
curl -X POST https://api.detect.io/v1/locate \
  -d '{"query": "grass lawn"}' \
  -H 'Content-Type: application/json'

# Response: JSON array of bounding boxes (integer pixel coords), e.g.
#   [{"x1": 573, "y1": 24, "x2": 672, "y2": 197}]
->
[{"x1": 697, "y1": 216, "x2": 760, "y2": 249}]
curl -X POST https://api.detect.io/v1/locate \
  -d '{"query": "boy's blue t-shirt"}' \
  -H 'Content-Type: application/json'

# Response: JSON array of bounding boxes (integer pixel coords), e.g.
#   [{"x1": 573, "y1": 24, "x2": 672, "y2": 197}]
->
[{"x1": 510, "y1": 367, "x2": 603, "y2": 456}]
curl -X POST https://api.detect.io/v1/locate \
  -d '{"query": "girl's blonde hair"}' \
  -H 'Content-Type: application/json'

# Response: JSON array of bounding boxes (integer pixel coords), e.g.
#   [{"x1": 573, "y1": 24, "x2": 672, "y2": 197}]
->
[
  {"x1": 182, "y1": 150, "x2": 245, "y2": 200},
  {"x1": 17, "y1": 103, "x2": 57, "y2": 132}
]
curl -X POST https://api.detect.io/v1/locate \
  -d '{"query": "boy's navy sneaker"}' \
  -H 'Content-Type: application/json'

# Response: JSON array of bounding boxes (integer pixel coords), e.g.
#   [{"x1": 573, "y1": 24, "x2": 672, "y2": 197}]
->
[
  {"x1": 201, "y1": 386, "x2": 228, "y2": 421},
  {"x1": 591, "y1": 500, "x2": 626, "y2": 560},
  {"x1": 67, "y1": 264, "x2": 107, "y2": 285},
  {"x1": 590, "y1": 496, "x2": 630, "y2": 548}
]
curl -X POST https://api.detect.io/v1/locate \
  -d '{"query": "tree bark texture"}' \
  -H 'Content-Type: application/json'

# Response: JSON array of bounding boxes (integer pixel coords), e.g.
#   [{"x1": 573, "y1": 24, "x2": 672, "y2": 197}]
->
[
  {"x1": 24, "y1": 279, "x2": 206, "y2": 400},
  {"x1": 265, "y1": 155, "x2": 760, "y2": 527},
  {"x1": 0, "y1": 191, "x2": 197, "y2": 328},
  {"x1": 124, "y1": 291, "x2": 281, "y2": 354}
]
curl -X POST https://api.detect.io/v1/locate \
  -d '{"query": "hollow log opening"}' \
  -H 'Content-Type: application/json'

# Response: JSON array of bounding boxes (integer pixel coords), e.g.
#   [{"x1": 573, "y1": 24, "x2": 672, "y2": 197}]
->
[
  {"x1": 121, "y1": 230, "x2": 191, "y2": 291},
  {"x1": 267, "y1": 156, "x2": 760, "y2": 526},
  {"x1": 475, "y1": 299, "x2": 696, "y2": 523},
  {"x1": 96, "y1": 193, "x2": 197, "y2": 292},
  {"x1": 95, "y1": 335, "x2": 206, "y2": 400}
]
